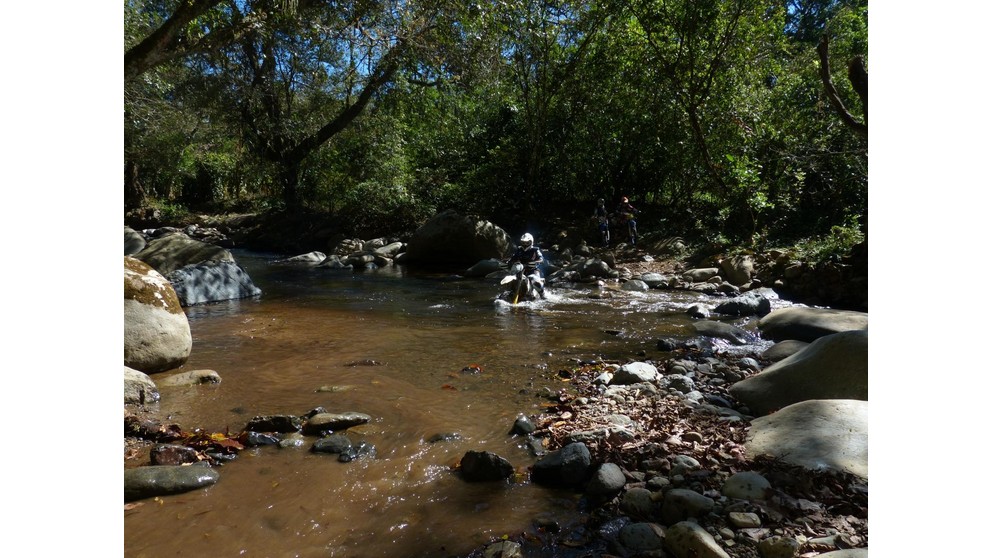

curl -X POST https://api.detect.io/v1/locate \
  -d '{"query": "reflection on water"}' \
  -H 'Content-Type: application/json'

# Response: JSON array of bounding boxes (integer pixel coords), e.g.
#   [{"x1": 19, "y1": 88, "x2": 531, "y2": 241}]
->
[{"x1": 125, "y1": 251, "x2": 771, "y2": 557}]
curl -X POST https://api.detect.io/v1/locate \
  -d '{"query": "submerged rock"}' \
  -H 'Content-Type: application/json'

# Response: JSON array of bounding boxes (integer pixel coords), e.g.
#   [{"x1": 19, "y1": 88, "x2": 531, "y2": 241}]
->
[{"x1": 124, "y1": 464, "x2": 220, "y2": 502}]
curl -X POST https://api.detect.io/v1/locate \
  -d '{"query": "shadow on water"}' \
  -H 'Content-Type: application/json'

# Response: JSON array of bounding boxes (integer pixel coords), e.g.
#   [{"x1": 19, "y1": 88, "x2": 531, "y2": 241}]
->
[{"x1": 126, "y1": 250, "x2": 773, "y2": 558}]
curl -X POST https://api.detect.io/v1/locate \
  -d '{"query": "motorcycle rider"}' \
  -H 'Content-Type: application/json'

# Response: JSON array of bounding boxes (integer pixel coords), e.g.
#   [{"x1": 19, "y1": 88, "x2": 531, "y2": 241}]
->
[
  {"x1": 506, "y1": 233, "x2": 546, "y2": 299},
  {"x1": 616, "y1": 196, "x2": 639, "y2": 246}
]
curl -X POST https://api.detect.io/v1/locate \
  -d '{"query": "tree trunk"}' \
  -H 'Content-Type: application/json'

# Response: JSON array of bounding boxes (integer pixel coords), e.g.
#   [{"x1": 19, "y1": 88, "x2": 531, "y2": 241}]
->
[
  {"x1": 124, "y1": 159, "x2": 145, "y2": 211},
  {"x1": 280, "y1": 160, "x2": 301, "y2": 211}
]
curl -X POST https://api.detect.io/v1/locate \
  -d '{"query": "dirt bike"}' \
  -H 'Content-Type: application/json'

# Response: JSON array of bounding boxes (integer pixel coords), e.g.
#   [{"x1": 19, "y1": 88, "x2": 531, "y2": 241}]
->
[{"x1": 499, "y1": 262, "x2": 544, "y2": 304}]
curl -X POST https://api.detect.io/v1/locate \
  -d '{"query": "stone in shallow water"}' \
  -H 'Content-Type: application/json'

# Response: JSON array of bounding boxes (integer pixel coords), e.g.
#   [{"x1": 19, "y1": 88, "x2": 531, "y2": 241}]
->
[{"x1": 124, "y1": 464, "x2": 220, "y2": 502}]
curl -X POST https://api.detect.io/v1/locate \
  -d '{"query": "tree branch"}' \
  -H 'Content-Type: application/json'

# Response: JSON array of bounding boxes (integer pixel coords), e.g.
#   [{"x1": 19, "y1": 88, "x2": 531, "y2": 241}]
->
[{"x1": 817, "y1": 35, "x2": 867, "y2": 139}]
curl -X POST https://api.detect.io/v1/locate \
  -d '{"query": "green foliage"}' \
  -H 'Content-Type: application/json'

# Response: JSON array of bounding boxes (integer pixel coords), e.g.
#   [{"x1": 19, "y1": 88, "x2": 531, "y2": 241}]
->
[
  {"x1": 124, "y1": 0, "x2": 868, "y2": 247},
  {"x1": 791, "y1": 214, "x2": 865, "y2": 264}
]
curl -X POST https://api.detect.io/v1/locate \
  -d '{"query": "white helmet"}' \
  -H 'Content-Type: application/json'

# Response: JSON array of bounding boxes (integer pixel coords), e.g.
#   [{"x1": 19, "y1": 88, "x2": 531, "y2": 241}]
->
[{"x1": 520, "y1": 233, "x2": 534, "y2": 248}]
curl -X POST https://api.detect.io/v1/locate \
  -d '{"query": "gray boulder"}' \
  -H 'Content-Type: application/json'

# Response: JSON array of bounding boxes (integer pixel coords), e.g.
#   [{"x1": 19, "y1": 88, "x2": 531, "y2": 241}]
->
[
  {"x1": 302, "y1": 412, "x2": 372, "y2": 435},
  {"x1": 758, "y1": 306, "x2": 868, "y2": 343},
  {"x1": 166, "y1": 260, "x2": 262, "y2": 306},
  {"x1": 618, "y1": 523, "x2": 666, "y2": 553},
  {"x1": 403, "y1": 210, "x2": 514, "y2": 265},
  {"x1": 720, "y1": 254, "x2": 755, "y2": 286},
  {"x1": 729, "y1": 330, "x2": 867, "y2": 416},
  {"x1": 639, "y1": 272, "x2": 669, "y2": 288},
  {"x1": 585, "y1": 462, "x2": 626, "y2": 502},
  {"x1": 683, "y1": 268, "x2": 720, "y2": 282},
  {"x1": 713, "y1": 288, "x2": 775, "y2": 317},
  {"x1": 124, "y1": 257, "x2": 192, "y2": 373},
  {"x1": 531, "y1": 442, "x2": 592, "y2": 487},
  {"x1": 273, "y1": 251, "x2": 327, "y2": 265},
  {"x1": 460, "y1": 450, "x2": 514, "y2": 482},
  {"x1": 612, "y1": 362, "x2": 659, "y2": 384},
  {"x1": 124, "y1": 464, "x2": 220, "y2": 502},
  {"x1": 621, "y1": 279, "x2": 649, "y2": 292},
  {"x1": 124, "y1": 365, "x2": 160, "y2": 406},
  {"x1": 665, "y1": 521, "x2": 731, "y2": 558},
  {"x1": 124, "y1": 226, "x2": 146, "y2": 255},
  {"x1": 761, "y1": 340, "x2": 809, "y2": 362},
  {"x1": 745, "y1": 399, "x2": 868, "y2": 479},
  {"x1": 134, "y1": 232, "x2": 235, "y2": 275}
]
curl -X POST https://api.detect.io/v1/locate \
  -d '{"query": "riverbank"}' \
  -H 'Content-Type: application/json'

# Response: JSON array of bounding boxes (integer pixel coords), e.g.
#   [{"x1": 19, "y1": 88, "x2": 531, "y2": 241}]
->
[{"x1": 124, "y1": 212, "x2": 868, "y2": 557}]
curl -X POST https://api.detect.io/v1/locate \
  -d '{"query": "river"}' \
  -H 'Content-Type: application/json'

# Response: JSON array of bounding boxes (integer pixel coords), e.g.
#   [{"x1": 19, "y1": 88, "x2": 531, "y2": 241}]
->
[{"x1": 124, "y1": 250, "x2": 769, "y2": 558}]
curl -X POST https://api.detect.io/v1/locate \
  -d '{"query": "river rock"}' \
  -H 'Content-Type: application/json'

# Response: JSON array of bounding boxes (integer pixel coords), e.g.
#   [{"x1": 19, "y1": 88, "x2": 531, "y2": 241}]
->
[
  {"x1": 125, "y1": 226, "x2": 146, "y2": 255},
  {"x1": 761, "y1": 340, "x2": 809, "y2": 362},
  {"x1": 722, "y1": 471, "x2": 771, "y2": 501},
  {"x1": 273, "y1": 251, "x2": 327, "y2": 265},
  {"x1": 157, "y1": 369, "x2": 222, "y2": 386},
  {"x1": 683, "y1": 268, "x2": 720, "y2": 282},
  {"x1": 303, "y1": 412, "x2": 372, "y2": 435},
  {"x1": 124, "y1": 464, "x2": 220, "y2": 502},
  {"x1": 482, "y1": 541, "x2": 522, "y2": 558},
  {"x1": 745, "y1": 399, "x2": 868, "y2": 479},
  {"x1": 661, "y1": 488, "x2": 715, "y2": 524},
  {"x1": 134, "y1": 232, "x2": 235, "y2": 275},
  {"x1": 611, "y1": 362, "x2": 659, "y2": 384},
  {"x1": 758, "y1": 307, "x2": 868, "y2": 343},
  {"x1": 621, "y1": 279, "x2": 649, "y2": 292},
  {"x1": 618, "y1": 522, "x2": 666, "y2": 552},
  {"x1": 720, "y1": 255, "x2": 755, "y2": 286},
  {"x1": 124, "y1": 257, "x2": 192, "y2": 373},
  {"x1": 311, "y1": 434, "x2": 353, "y2": 454},
  {"x1": 403, "y1": 209, "x2": 514, "y2": 265},
  {"x1": 620, "y1": 487, "x2": 657, "y2": 518},
  {"x1": 687, "y1": 303, "x2": 711, "y2": 319},
  {"x1": 339, "y1": 441, "x2": 376, "y2": 462},
  {"x1": 151, "y1": 444, "x2": 201, "y2": 466},
  {"x1": 531, "y1": 442, "x2": 592, "y2": 487},
  {"x1": 758, "y1": 535, "x2": 800, "y2": 558},
  {"x1": 586, "y1": 463, "x2": 626, "y2": 502},
  {"x1": 245, "y1": 415, "x2": 303, "y2": 433},
  {"x1": 166, "y1": 260, "x2": 262, "y2": 306},
  {"x1": 460, "y1": 450, "x2": 514, "y2": 482},
  {"x1": 124, "y1": 366, "x2": 160, "y2": 406},
  {"x1": 729, "y1": 330, "x2": 867, "y2": 415},
  {"x1": 511, "y1": 415, "x2": 536, "y2": 435},
  {"x1": 639, "y1": 272, "x2": 668, "y2": 288},
  {"x1": 693, "y1": 321, "x2": 751, "y2": 345},
  {"x1": 713, "y1": 289, "x2": 773, "y2": 317},
  {"x1": 665, "y1": 521, "x2": 731, "y2": 558}
]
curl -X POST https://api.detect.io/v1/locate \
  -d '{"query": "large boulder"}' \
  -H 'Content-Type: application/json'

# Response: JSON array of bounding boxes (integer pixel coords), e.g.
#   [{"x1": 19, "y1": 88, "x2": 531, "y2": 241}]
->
[
  {"x1": 166, "y1": 260, "x2": 262, "y2": 306},
  {"x1": 713, "y1": 288, "x2": 775, "y2": 317},
  {"x1": 124, "y1": 257, "x2": 192, "y2": 373},
  {"x1": 134, "y1": 232, "x2": 235, "y2": 275},
  {"x1": 758, "y1": 306, "x2": 868, "y2": 343},
  {"x1": 729, "y1": 330, "x2": 867, "y2": 416},
  {"x1": 403, "y1": 210, "x2": 514, "y2": 266},
  {"x1": 720, "y1": 254, "x2": 755, "y2": 286},
  {"x1": 745, "y1": 399, "x2": 868, "y2": 479},
  {"x1": 124, "y1": 226, "x2": 146, "y2": 255}
]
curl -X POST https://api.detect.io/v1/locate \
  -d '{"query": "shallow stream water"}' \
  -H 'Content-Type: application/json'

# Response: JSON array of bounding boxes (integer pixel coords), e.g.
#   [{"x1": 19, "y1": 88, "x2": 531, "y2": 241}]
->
[{"x1": 124, "y1": 250, "x2": 771, "y2": 558}]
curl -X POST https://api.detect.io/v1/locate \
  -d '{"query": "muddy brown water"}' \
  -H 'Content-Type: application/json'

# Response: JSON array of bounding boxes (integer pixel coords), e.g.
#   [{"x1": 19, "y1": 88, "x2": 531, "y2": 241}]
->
[{"x1": 124, "y1": 250, "x2": 768, "y2": 558}]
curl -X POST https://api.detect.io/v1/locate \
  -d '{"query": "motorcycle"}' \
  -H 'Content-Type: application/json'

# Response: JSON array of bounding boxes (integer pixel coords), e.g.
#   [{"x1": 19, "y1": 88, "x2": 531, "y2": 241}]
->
[{"x1": 499, "y1": 262, "x2": 544, "y2": 304}]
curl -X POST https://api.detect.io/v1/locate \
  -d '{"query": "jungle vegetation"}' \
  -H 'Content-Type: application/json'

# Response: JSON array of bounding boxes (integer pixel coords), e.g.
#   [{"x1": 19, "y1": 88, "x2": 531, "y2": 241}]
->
[{"x1": 124, "y1": 0, "x2": 867, "y2": 255}]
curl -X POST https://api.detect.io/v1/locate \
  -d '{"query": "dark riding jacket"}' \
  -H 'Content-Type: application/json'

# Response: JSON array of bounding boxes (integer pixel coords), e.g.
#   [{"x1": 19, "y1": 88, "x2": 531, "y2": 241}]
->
[{"x1": 508, "y1": 246, "x2": 544, "y2": 275}]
